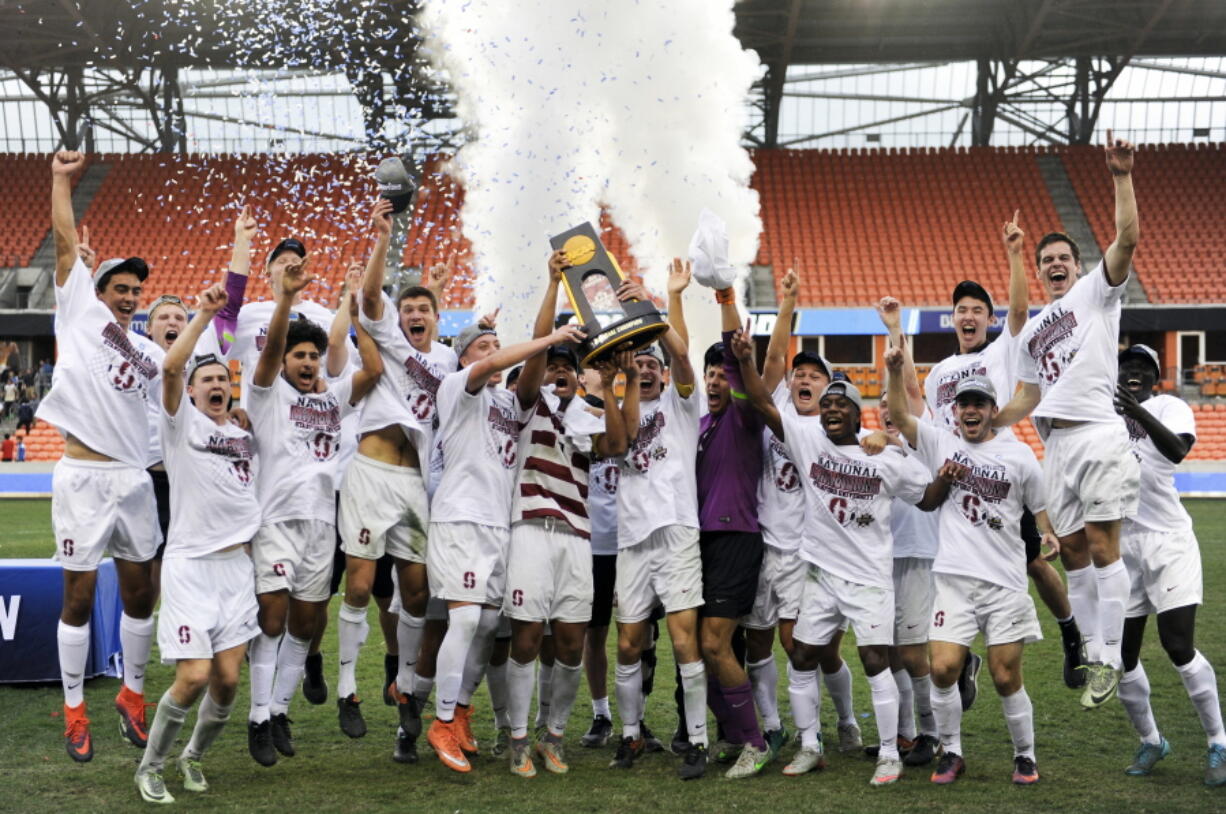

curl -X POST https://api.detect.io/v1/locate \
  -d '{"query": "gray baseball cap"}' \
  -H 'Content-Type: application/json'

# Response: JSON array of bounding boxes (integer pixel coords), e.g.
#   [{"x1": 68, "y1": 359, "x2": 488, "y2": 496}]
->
[
  {"x1": 819, "y1": 380, "x2": 862, "y2": 411},
  {"x1": 454, "y1": 323, "x2": 497, "y2": 360},
  {"x1": 954, "y1": 374, "x2": 997, "y2": 404},
  {"x1": 635, "y1": 343, "x2": 666, "y2": 366},
  {"x1": 93, "y1": 257, "x2": 149, "y2": 289}
]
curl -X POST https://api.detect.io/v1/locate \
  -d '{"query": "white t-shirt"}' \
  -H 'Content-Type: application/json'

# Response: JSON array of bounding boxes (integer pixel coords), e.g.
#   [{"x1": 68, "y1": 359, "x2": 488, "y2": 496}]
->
[
  {"x1": 781, "y1": 411, "x2": 930, "y2": 589},
  {"x1": 1124, "y1": 394, "x2": 1196, "y2": 533},
  {"x1": 430, "y1": 370, "x2": 532, "y2": 529},
  {"x1": 914, "y1": 422, "x2": 1045, "y2": 592},
  {"x1": 160, "y1": 393, "x2": 261, "y2": 558},
  {"x1": 247, "y1": 375, "x2": 356, "y2": 526},
  {"x1": 890, "y1": 433, "x2": 941, "y2": 560},
  {"x1": 147, "y1": 328, "x2": 225, "y2": 467},
  {"x1": 1017, "y1": 262, "x2": 1126, "y2": 424},
  {"x1": 616, "y1": 384, "x2": 701, "y2": 546},
  {"x1": 757, "y1": 382, "x2": 809, "y2": 553},
  {"x1": 37, "y1": 257, "x2": 163, "y2": 467},
  {"x1": 588, "y1": 453, "x2": 620, "y2": 555},
  {"x1": 231, "y1": 299, "x2": 337, "y2": 403},
  {"x1": 925, "y1": 330, "x2": 1018, "y2": 434}
]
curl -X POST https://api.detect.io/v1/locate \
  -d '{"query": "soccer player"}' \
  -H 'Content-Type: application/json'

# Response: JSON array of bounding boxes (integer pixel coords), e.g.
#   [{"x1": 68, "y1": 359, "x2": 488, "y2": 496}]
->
[
  {"x1": 1113, "y1": 344, "x2": 1226, "y2": 786},
  {"x1": 244, "y1": 250, "x2": 383, "y2": 765},
  {"x1": 39, "y1": 151, "x2": 161, "y2": 761},
  {"x1": 995, "y1": 131, "x2": 1142, "y2": 708},
  {"x1": 886, "y1": 353, "x2": 1058, "y2": 786},
  {"x1": 134, "y1": 282, "x2": 261, "y2": 804},
  {"x1": 732, "y1": 329, "x2": 953, "y2": 787}
]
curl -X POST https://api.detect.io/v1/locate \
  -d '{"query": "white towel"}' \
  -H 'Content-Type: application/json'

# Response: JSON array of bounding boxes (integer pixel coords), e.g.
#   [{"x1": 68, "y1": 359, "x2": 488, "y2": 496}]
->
[{"x1": 688, "y1": 208, "x2": 738, "y2": 290}]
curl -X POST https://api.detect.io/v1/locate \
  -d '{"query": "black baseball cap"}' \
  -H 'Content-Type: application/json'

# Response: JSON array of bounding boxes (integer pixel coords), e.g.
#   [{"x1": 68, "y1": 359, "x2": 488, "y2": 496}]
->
[
  {"x1": 93, "y1": 257, "x2": 149, "y2": 289},
  {"x1": 952, "y1": 280, "x2": 994, "y2": 312},
  {"x1": 267, "y1": 238, "x2": 306, "y2": 267},
  {"x1": 1118, "y1": 344, "x2": 1160, "y2": 378},
  {"x1": 791, "y1": 349, "x2": 832, "y2": 379},
  {"x1": 547, "y1": 344, "x2": 582, "y2": 372}
]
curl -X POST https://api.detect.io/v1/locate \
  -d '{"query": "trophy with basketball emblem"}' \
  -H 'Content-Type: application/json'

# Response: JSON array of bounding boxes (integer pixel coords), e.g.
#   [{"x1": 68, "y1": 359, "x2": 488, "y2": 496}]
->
[{"x1": 549, "y1": 222, "x2": 669, "y2": 365}]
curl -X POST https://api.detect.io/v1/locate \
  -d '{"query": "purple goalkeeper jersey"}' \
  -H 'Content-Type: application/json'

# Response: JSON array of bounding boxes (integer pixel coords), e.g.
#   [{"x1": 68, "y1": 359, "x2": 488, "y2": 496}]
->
[{"x1": 697, "y1": 330, "x2": 764, "y2": 533}]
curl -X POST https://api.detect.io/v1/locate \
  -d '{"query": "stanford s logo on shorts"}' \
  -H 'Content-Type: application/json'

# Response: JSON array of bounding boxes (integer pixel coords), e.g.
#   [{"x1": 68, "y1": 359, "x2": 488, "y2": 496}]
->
[
  {"x1": 358, "y1": 528, "x2": 370, "y2": 546},
  {"x1": 463, "y1": 571, "x2": 476, "y2": 590},
  {"x1": 512, "y1": 589, "x2": 524, "y2": 607},
  {"x1": 273, "y1": 563, "x2": 287, "y2": 577},
  {"x1": 178, "y1": 625, "x2": 192, "y2": 644},
  {"x1": 61, "y1": 538, "x2": 75, "y2": 557}
]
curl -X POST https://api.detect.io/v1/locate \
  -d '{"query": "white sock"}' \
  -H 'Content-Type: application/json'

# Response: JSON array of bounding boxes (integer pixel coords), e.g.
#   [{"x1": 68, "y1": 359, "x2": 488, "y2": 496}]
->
[
  {"x1": 548, "y1": 661, "x2": 583, "y2": 737},
  {"x1": 507, "y1": 658, "x2": 536, "y2": 739},
  {"x1": 931, "y1": 682, "x2": 962, "y2": 757},
  {"x1": 893, "y1": 669, "x2": 916, "y2": 740},
  {"x1": 1095, "y1": 560, "x2": 1129, "y2": 669},
  {"x1": 270, "y1": 634, "x2": 309, "y2": 716},
  {"x1": 337, "y1": 602, "x2": 369, "y2": 699},
  {"x1": 748, "y1": 657, "x2": 782, "y2": 732},
  {"x1": 139, "y1": 690, "x2": 189, "y2": 774},
  {"x1": 1001, "y1": 686, "x2": 1036, "y2": 761},
  {"x1": 679, "y1": 659, "x2": 709, "y2": 746},
  {"x1": 57, "y1": 620, "x2": 89, "y2": 708},
  {"x1": 536, "y1": 662, "x2": 555, "y2": 729},
  {"x1": 185, "y1": 690, "x2": 231, "y2": 760},
  {"x1": 487, "y1": 660, "x2": 510, "y2": 728},
  {"x1": 911, "y1": 674, "x2": 937, "y2": 737},
  {"x1": 1066, "y1": 566, "x2": 1100, "y2": 662},
  {"x1": 457, "y1": 609, "x2": 500, "y2": 706},
  {"x1": 119, "y1": 613, "x2": 154, "y2": 695},
  {"x1": 615, "y1": 661, "x2": 643, "y2": 739},
  {"x1": 1176, "y1": 651, "x2": 1226, "y2": 747},
  {"x1": 1119, "y1": 664, "x2": 1160, "y2": 745},
  {"x1": 788, "y1": 667, "x2": 821, "y2": 749},
  {"x1": 868, "y1": 670, "x2": 900, "y2": 760},
  {"x1": 248, "y1": 632, "x2": 279, "y2": 724},
  {"x1": 434, "y1": 605, "x2": 481, "y2": 722},
  {"x1": 395, "y1": 611, "x2": 425, "y2": 695},
  {"x1": 823, "y1": 661, "x2": 856, "y2": 726},
  {"x1": 592, "y1": 696, "x2": 611, "y2": 719},
  {"x1": 412, "y1": 672, "x2": 435, "y2": 707}
]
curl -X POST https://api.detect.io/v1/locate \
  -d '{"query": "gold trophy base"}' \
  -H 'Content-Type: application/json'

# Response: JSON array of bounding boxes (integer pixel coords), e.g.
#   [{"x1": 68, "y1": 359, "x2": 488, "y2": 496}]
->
[{"x1": 580, "y1": 312, "x2": 670, "y2": 366}]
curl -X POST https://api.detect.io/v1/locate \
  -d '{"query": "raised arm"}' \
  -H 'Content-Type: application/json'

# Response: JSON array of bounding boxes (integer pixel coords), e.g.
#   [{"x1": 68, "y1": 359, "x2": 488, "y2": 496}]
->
[
  {"x1": 466, "y1": 323, "x2": 586, "y2": 394},
  {"x1": 1002, "y1": 210, "x2": 1029, "y2": 336},
  {"x1": 253, "y1": 257, "x2": 313, "y2": 388},
  {"x1": 327, "y1": 263, "x2": 363, "y2": 378},
  {"x1": 348, "y1": 286, "x2": 384, "y2": 403},
  {"x1": 884, "y1": 345, "x2": 920, "y2": 447},
  {"x1": 876, "y1": 296, "x2": 924, "y2": 417},
  {"x1": 592, "y1": 352, "x2": 633, "y2": 458},
  {"x1": 51, "y1": 151, "x2": 85, "y2": 284},
  {"x1": 1113, "y1": 384, "x2": 1194, "y2": 464},
  {"x1": 763, "y1": 268, "x2": 797, "y2": 392},
  {"x1": 666, "y1": 258, "x2": 691, "y2": 356},
  {"x1": 1102, "y1": 130, "x2": 1139, "y2": 287},
  {"x1": 730, "y1": 324, "x2": 783, "y2": 439},
  {"x1": 916, "y1": 460, "x2": 968, "y2": 511},
  {"x1": 163, "y1": 284, "x2": 227, "y2": 415},
  {"x1": 619, "y1": 351, "x2": 643, "y2": 445},
  {"x1": 361, "y1": 198, "x2": 395, "y2": 321},
  {"x1": 517, "y1": 249, "x2": 568, "y2": 409},
  {"x1": 228, "y1": 204, "x2": 257, "y2": 278},
  {"x1": 993, "y1": 381, "x2": 1041, "y2": 427}
]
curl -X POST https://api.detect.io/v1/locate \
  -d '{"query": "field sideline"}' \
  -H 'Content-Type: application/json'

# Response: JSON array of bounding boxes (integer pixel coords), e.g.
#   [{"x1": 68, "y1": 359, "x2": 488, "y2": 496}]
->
[{"x1": 1, "y1": 497, "x2": 1223, "y2": 813}]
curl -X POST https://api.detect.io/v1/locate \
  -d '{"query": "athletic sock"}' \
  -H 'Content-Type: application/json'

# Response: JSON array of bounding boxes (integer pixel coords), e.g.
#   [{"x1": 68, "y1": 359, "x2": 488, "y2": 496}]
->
[
  {"x1": 434, "y1": 604, "x2": 481, "y2": 722},
  {"x1": 411, "y1": 672, "x2": 435, "y2": 707},
  {"x1": 615, "y1": 661, "x2": 643, "y2": 739},
  {"x1": 592, "y1": 696, "x2": 611, "y2": 719},
  {"x1": 507, "y1": 658, "x2": 535, "y2": 739},
  {"x1": 1095, "y1": 560, "x2": 1129, "y2": 669},
  {"x1": 1119, "y1": 664, "x2": 1160, "y2": 745},
  {"x1": 395, "y1": 610, "x2": 425, "y2": 695},
  {"x1": 747, "y1": 656, "x2": 782, "y2": 732},
  {"x1": 823, "y1": 661, "x2": 856, "y2": 727},
  {"x1": 535, "y1": 662, "x2": 555, "y2": 729},
  {"x1": 893, "y1": 668, "x2": 916, "y2": 741},
  {"x1": 724, "y1": 681, "x2": 766, "y2": 750},
  {"x1": 248, "y1": 632, "x2": 279, "y2": 724},
  {"x1": 931, "y1": 682, "x2": 962, "y2": 757},
  {"x1": 184, "y1": 690, "x2": 232, "y2": 760},
  {"x1": 487, "y1": 659, "x2": 510, "y2": 728},
  {"x1": 119, "y1": 613, "x2": 154, "y2": 695},
  {"x1": 1066, "y1": 566, "x2": 1100, "y2": 662},
  {"x1": 457, "y1": 609, "x2": 499, "y2": 706},
  {"x1": 57, "y1": 620, "x2": 89, "y2": 708},
  {"x1": 547, "y1": 661, "x2": 582, "y2": 737},
  {"x1": 270, "y1": 634, "x2": 310, "y2": 716},
  {"x1": 788, "y1": 667, "x2": 821, "y2": 749},
  {"x1": 337, "y1": 602, "x2": 369, "y2": 699},
  {"x1": 706, "y1": 676, "x2": 736, "y2": 743},
  {"x1": 911, "y1": 674, "x2": 937, "y2": 738},
  {"x1": 679, "y1": 660, "x2": 709, "y2": 747},
  {"x1": 1176, "y1": 651, "x2": 1226, "y2": 747},
  {"x1": 1001, "y1": 686, "x2": 1036, "y2": 761},
  {"x1": 139, "y1": 691, "x2": 189, "y2": 774},
  {"x1": 868, "y1": 670, "x2": 901, "y2": 760}
]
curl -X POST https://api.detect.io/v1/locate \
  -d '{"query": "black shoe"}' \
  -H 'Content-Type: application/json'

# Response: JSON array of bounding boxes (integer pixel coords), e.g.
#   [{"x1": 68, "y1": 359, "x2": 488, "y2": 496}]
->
[
  {"x1": 641, "y1": 720, "x2": 665, "y2": 753},
  {"x1": 248, "y1": 720, "x2": 277, "y2": 767},
  {"x1": 337, "y1": 694, "x2": 367, "y2": 739},
  {"x1": 270, "y1": 713, "x2": 295, "y2": 757},
  {"x1": 383, "y1": 654, "x2": 398, "y2": 706},
  {"x1": 393, "y1": 726, "x2": 419, "y2": 764},
  {"x1": 609, "y1": 736, "x2": 645, "y2": 769},
  {"x1": 302, "y1": 652, "x2": 327, "y2": 705},
  {"x1": 679, "y1": 742, "x2": 708, "y2": 780},
  {"x1": 397, "y1": 689, "x2": 422, "y2": 739},
  {"x1": 1061, "y1": 624, "x2": 1087, "y2": 689},
  {"x1": 670, "y1": 725, "x2": 690, "y2": 755},
  {"x1": 904, "y1": 734, "x2": 938, "y2": 767},
  {"x1": 958, "y1": 652, "x2": 982, "y2": 712},
  {"x1": 581, "y1": 715, "x2": 613, "y2": 748}
]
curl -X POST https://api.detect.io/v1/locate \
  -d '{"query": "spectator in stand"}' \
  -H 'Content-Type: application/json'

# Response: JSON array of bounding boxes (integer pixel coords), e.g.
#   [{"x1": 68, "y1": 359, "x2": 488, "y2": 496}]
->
[
  {"x1": 39, "y1": 359, "x2": 54, "y2": 394},
  {"x1": 1, "y1": 433, "x2": 14, "y2": 462},
  {"x1": 16, "y1": 437, "x2": 26, "y2": 462},
  {"x1": 3, "y1": 378, "x2": 17, "y2": 418},
  {"x1": 17, "y1": 398, "x2": 35, "y2": 434}
]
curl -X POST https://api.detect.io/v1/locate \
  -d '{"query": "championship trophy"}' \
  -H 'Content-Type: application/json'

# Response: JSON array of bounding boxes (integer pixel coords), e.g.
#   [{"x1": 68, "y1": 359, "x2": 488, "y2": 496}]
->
[{"x1": 549, "y1": 222, "x2": 669, "y2": 365}]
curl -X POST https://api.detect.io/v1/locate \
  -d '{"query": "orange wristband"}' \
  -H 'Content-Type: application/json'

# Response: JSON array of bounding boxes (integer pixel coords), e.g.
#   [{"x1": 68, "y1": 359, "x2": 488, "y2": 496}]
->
[{"x1": 714, "y1": 287, "x2": 735, "y2": 305}]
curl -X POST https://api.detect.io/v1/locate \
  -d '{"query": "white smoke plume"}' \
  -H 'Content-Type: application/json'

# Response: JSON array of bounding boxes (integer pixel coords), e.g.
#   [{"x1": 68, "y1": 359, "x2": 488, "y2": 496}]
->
[{"x1": 420, "y1": 0, "x2": 762, "y2": 353}]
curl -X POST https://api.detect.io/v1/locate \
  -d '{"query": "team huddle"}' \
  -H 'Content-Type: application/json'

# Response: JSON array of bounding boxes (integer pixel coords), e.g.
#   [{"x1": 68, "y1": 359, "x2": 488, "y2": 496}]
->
[{"x1": 38, "y1": 134, "x2": 1226, "y2": 805}]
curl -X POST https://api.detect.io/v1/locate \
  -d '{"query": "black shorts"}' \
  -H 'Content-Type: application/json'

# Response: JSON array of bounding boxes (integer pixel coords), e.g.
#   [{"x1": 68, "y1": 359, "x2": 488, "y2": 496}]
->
[
  {"x1": 589, "y1": 553, "x2": 617, "y2": 628},
  {"x1": 148, "y1": 466, "x2": 171, "y2": 560},
  {"x1": 698, "y1": 531, "x2": 764, "y2": 619},
  {"x1": 1021, "y1": 506, "x2": 1041, "y2": 564},
  {"x1": 328, "y1": 493, "x2": 394, "y2": 599}
]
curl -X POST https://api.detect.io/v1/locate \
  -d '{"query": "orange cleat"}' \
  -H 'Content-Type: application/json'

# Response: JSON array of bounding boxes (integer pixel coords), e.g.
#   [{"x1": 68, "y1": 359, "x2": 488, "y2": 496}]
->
[
  {"x1": 115, "y1": 686, "x2": 150, "y2": 748},
  {"x1": 427, "y1": 718, "x2": 472, "y2": 773},
  {"x1": 64, "y1": 702, "x2": 93, "y2": 762},
  {"x1": 453, "y1": 704, "x2": 478, "y2": 755}
]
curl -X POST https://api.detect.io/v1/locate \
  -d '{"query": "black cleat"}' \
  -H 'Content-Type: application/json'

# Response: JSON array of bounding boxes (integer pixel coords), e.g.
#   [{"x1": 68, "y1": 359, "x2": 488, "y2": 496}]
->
[
  {"x1": 670, "y1": 725, "x2": 691, "y2": 756},
  {"x1": 383, "y1": 654, "x2": 398, "y2": 706},
  {"x1": 302, "y1": 652, "x2": 327, "y2": 705},
  {"x1": 1061, "y1": 624, "x2": 1087, "y2": 689},
  {"x1": 641, "y1": 720, "x2": 665, "y2": 753},
  {"x1": 609, "y1": 736, "x2": 645, "y2": 769},
  {"x1": 904, "y1": 734, "x2": 938, "y2": 766},
  {"x1": 248, "y1": 720, "x2": 278, "y2": 767},
  {"x1": 678, "y1": 742, "x2": 708, "y2": 780},
  {"x1": 393, "y1": 726, "x2": 419, "y2": 764},
  {"x1": 396, "y1": 688, "x2": 422, "y2": 739},
  {"x1": 958, "y1": 651, "x2": 982, "y2": 712},
  {"x1": 581, "y1": 715, "x2": 613, "y2": 748},
  {"x1": 270, "y1": 713, "x2": 295, "y2": 757},
  {"x1": 337, "y1": 694, "x2": 367, "y2": 739}
]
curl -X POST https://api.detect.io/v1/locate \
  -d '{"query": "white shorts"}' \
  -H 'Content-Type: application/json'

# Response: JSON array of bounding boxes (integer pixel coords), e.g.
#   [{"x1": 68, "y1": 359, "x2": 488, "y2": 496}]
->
[
  {"x1": 1122, "y1": 520, "x2": 1203, "y2": 617},
  {"x1": 615, "y1": 525, "x2": 703, "y2": 623},
  {"x1": 338, "y1": 454, "x2": 429, "y2": 564},
  {"x1": 252, "y1": 519, "x2": 335, "y2": 602},
  {"x1": 427, "y1": 521, "x2": 508, "y2": 605},
  {"x1": 742, "y1": 544, "x2": 804, "y2": 630},
  {"x1": 929, "y1": 573, "x2": 1042, "y2": 647},
  {"x1": 893, "y1": 557, "x2": 935, "y2": 646},
  {"x1": 158, "y1": 548, "x2": 259, "y2": 662},
  {"x1": 794, "y1": 565, "x2": 894, "y2": 648},
  {"x1": 504, "y1": 520, "x2": 593, "y2": 623},
  {"x1": 52, "y1": 458, "x2": 160, "y2": 570},
  {"x1": 1044, "y1": 421, "x2": 1140, "y2": 538}
]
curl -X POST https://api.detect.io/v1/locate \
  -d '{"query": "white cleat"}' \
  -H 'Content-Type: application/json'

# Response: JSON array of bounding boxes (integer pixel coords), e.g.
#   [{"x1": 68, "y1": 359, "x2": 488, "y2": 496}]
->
[
  {"x1": 782, "y1": 745, "x2": 827, "y2": 776},
  {"x1": 136, "y1": 769, "x2": 176, "y2": 804},
  {"x1": 178, "y1": 753, "x2": 209, "y2": 792},
  {"x1": 870, "y1": 756, "x2": 904, "y2": 787}
]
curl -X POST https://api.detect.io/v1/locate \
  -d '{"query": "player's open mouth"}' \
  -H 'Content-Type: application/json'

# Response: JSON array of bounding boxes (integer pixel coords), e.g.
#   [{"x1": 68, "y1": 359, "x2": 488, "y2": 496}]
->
[
  {"x1": 798, "y1": 386, "x2": 813, "y2": 399},
  {"x1": 960, "y1": 324, "x2": 977, "y2": 337},
  {"x1": 208, "y1": 392, "x2": 225, "y2": 407},
  {"x1": 116, "y1": 304, "x2": 135, "y2": 315},
  {"x1": 823, "y1": 415, "x2": 843, "y2": 429},
  {"x1": 1126, "y1": 377, "x2": 1143, "y2": 390},
  {"x1": 409, "y1": 325, "x2": 426, "y2": 337},
  {"x1": 964, "y1": 416, "x2": 982, "y2": 428},
  {"x1": 298, "y1": 371, "x2": 314, "y2": 386},
  {"x1": 639, "y1": 378, "x2": 654, "y2": 392},
  {"x1": 165, "y1": 330, "x2": 179, "y2": 343},
  {"x1": 555, "y1": 377, "x2": 568, "y2": 389},
  {"x1": 1049, "y1": 270, "x2": 1068, "y2": 283}
]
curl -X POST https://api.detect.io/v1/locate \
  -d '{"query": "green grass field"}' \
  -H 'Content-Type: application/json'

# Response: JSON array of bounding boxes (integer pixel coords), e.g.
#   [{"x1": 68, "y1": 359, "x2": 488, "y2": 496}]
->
[{"x1": 1, "y1": 497, "x2": 1224, "y2": 813}]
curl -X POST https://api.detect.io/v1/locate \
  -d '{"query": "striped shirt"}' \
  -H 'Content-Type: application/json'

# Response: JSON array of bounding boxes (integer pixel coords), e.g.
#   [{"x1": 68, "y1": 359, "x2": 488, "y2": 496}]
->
[{"x1": 513, "y1": 391, "x2": 601, "y2": 539}]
